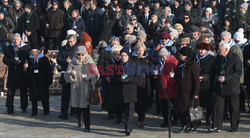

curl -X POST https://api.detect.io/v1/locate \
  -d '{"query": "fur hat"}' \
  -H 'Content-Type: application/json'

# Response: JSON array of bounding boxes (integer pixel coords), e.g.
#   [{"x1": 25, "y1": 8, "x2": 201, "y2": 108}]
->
[
  {"x1": 80, "y1": 33, "x2": 92, "y2": 45},
  {"x1": 160, "y1": 32, "x2": 171, "y2": 39},
  {"x1": 75, "y1": 46, "x2": 87, "y2": 54},
  {"x1": 196, "y1": 42, "x2": 212, "y2": 51},
  {"x1": 111, "y1": 45, "x2": 123, "y2": 53},
  {"x1": 67, "y1": 29, "x2": 77, "y2": 37},
  {"x1": 179, "y1": 38, "x2": 190, "y2": 45},
  {"x1": 240, "y1": 3, "x2": 248, "y2": 11},
  {"x1": 174, "y1": 23, "x2": 183, "y2": 31},
  {"x1": 104, "y1": 0, "x2": 110, "y2": 4},
  {"x1": 178, "y1": 47, "x2": 193, "y2": 56},
  {"x1": 158, "y1": 48, "x2": 169, "y2": 57}
]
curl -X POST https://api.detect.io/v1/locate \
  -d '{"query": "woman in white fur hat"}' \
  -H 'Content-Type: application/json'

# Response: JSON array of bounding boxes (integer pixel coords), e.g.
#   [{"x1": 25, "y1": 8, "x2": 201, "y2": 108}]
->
[{"x1": 233, "y1": 28, "x2": 249, "y2": 49}]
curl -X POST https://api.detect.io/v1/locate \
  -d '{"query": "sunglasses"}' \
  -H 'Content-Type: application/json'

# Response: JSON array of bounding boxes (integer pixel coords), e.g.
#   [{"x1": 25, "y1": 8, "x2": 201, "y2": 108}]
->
[
  {"x1": 161, "y1": 38, "x2": 169, "y2": 40},
  {"x1": 184, "y1": 17, "x2": 189, "y2": 19}
]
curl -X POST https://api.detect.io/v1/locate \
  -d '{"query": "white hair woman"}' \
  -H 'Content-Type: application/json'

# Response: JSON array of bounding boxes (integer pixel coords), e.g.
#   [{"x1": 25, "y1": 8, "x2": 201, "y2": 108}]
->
[{"x1": 64, "y1": 46, "x2": 99, "y2": 132}]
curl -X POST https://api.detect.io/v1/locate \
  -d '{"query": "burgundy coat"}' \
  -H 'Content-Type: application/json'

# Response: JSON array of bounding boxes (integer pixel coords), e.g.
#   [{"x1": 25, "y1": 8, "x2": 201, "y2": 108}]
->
[
  {"x1": 174, "y1": 60, "x2": 200, "y2": 115},
  {"x1": 157, "y1": 55, "x2": 178, "y2": 100}
]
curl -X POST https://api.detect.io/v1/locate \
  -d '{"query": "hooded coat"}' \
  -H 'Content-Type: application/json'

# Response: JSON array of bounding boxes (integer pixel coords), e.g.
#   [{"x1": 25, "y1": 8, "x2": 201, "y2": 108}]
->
[{"x1": 64, "y1": 54, "x2": 99, "y2": 108}]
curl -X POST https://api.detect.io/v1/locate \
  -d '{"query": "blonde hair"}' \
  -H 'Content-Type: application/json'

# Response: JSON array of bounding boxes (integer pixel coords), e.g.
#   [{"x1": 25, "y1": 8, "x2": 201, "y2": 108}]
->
[
  {"x1": 134, "y1": 42, "x2": 146, "y2": 51},
  {"x1": 151, "y1": 14, "x2": 158, "y2": 20},
  {"x1": 63, "y1": 0, "x2": 72, "y2": 6}
]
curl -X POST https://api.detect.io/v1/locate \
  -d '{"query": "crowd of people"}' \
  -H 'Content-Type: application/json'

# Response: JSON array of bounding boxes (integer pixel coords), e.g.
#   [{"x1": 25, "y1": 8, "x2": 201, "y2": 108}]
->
[{"x1": 1, "y1": 0, "x2": 250, "y2": 136}]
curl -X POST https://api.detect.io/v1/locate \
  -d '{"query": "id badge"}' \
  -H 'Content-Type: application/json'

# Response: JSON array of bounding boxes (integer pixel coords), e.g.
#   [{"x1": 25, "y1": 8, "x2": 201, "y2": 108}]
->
[
  {"x1": 14, "y1": 57, "x2": 19, "y2": 60},
  {"x1": 82, "y1": 74, "x2": 87, "y2": 78},
  {"x1": 34, "y1": 70, "x2": 39, "y2": 73},
  {"x1": 74, "y1": 26, "x2": 77, "y2": 29},
  {"x1": 122, "y1": 74, "x2": 127, "y2": 79},
  {"x1": 26, "y1": 20, "x2": 30, "y2": 23}
]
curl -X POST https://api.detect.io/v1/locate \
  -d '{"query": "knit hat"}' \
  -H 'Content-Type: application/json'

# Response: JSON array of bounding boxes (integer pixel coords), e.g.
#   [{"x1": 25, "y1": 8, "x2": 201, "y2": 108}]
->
[
  {"x1": 196, "y1": 42, "x2": 211, "y2": 51},
  {"x1": 80, "y1": 33, "x2": 92, "y2": 44},
  {"x1": 240, "y1": 3, "x2": 248, "y2": 11},
  {"x1": 67, "y1": 29, "x2": 77, "y2": 37},
  {"x1": 137, "y1": 30, "x2": 147, "y2": 39},
  {"x1": 160, "y1": 32, "x2": 171, "y2": 39},
  {"x1": 206, "y1": 7, "x2": 212, "y2": 15},
  {"x1": 30, "y1": 0, "x2": 37, "y2": 6},
  {"x1": 233, "y1": 28, "x2": 247, "y2": 42},
  {"x1": 170, "y1": 28, "x2": 178, "y2": 38},
  {"x1": 111, "y1": 45, "x2": 123, "y2": 53},
  {"x1": 24, "y1": 3, "x2": 32, "y2": 10},
  {"x1": 178, "y1": 47, "x2": 193, "y2": 56},
  {"x1": 120, "y1": 48, "x2": 130, "y2": 56},
  {"x1": 53, "y1": 0, "x2": 59, "y2": 5},
  {"x1": 174, "y1": 23, "x2": 183, "y2": 31},
  {"x1": 179, "y1": 38, "x2": 190, "y2": 45},
  {"x1": 75, "y1": 46, "x2": 87, "y2": 54},
  {"x1": 11, "y1": 33, "x2": 21, "y2": 40},
  {"x1": 154, "y1": 0, "x2": 160, "y2": 4},
  {"x1": 158, "y1": 48, "x2": 169, "y2": 57},
  {"x1": 190, "y1": 25, "x2": 200, "y2": 32},
  {"x1": 104, "y1": 0, "x2": 110, "y2": 4}
]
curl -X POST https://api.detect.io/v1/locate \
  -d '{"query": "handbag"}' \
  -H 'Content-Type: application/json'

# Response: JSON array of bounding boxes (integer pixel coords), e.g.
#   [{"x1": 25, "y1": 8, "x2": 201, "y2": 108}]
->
[
  {"x1": 0, "y1": 22, "x2": 13, "y2": 40},
  {"x1": 89, "y1": 87, "x2": 102, "y2": 105},
  {"x1": 189, "y1": 98, "x2": 204, "y2": 122}
]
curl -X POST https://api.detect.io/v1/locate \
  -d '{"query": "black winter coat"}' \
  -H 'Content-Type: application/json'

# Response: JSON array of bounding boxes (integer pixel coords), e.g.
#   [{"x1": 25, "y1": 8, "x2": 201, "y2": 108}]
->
[
  {"x1": 56, "y1": 44, "x2": 78, "y2": 85},
  {"x1": 0, "y1": 17, "x2": 14, "y2": 42},
  {"x1": 68, "y1": 16, "x2": 86, "y2": 38},
  {"x1": 243, "y1": 43, "x2": 250, "y2": 88},
  {"x1": 26, "y1": 56, "x2": 52, "y2": 101},
  {"x1": 3, "y1": 43, "x2": 30, "y2": 88},
  {"x1": 18, "y1": 11, "x2": 40, "y2": 34},
  {"x1": 211, "y1": 52, "x2": 242, "y2": 96},
  {"x1": 196, "y1": 54, "x2": 215, "y2": 107},
  {"x1": 99, "y1": 15, "x2": 117, "y2": 43}
]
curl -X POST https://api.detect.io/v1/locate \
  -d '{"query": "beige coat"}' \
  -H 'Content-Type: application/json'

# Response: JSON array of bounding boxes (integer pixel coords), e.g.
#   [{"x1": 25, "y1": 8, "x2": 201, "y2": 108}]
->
[{"x1": 64, "y1": 55, "x2": 99, "y2": 108}]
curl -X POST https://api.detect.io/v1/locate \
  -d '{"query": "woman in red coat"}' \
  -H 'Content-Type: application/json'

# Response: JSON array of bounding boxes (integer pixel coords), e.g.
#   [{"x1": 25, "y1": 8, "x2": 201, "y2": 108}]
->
[
  {"x1": 155, "y1": 48, "x2": 178, "y2": 127},
  {"x1": 175, "y1": 47, "x2": 200, "y2": 133}
]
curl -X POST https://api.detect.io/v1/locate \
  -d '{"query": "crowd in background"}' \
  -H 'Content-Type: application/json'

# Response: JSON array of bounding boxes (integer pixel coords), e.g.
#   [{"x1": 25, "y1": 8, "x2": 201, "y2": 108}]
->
[{"x1": 1, "y1": 0, "x2": 250, "y2": 136}]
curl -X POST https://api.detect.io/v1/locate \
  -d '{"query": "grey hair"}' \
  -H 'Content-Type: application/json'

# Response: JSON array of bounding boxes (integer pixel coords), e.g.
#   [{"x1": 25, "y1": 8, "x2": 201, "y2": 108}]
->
[
  {"x1": 219, "y1": 41, "x2": 230, "y2": 50},
  {"x1": 220, "y1": 31, "x2": 231, "y2": 39},
  {"x1": 14, "y1": 0, "x2": 21, "y2": 5},
  {"x1": 67, "y1": 34, "x2": 77, "y2": 41},
  {"x1": 164, "y1": 6, "x2": 171, "y2": 12},
  {"x1": 126, "y1": 35, "x2": 136, "y2": 44},
  {"x1": 134, "y1": 42, "x2": 146, "y2": 51}
]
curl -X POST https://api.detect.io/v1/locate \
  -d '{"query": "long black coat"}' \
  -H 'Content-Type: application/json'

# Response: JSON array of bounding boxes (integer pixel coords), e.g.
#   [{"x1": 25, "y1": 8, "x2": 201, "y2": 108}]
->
[
  {"x1": 121, "y1": 59, "x2": 141, "y2": 103},
  {"x1": 196, "y1": 54, "x2": 215, "y2": 107},
  {"x1": 99, "y1": 15, "x2": 117, "y2": 43},
  {"x1": 131, "y1": 55, "x2": 153, "y2": 112},
  {"x1": 26, "y1": 55, "x2": 52, "y2": 101},
  {"x1": 211, "y1": 52, "x2": 242, "y2": 96},
  {"x1": 244, "y1": 43, "x2": 250, "y2": 88},
  {"x1": 3, "y1": 43, "x2": 30, "y2": 88},
  {"x1": 68, "y1": 16, "x2": 86, "y2": 39},
  {"x1": 175, "y1": 60, "x2": 200, "y2": 115}
]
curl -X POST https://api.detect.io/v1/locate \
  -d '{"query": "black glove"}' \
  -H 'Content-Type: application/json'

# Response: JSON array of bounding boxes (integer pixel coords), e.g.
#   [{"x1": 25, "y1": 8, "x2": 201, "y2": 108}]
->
[
  {"x1": 54, "y1": 26, "x2": 59, "y2": 30},
  {"x1": 118, "y1": 77, "x2": 129, "y2": 83}
]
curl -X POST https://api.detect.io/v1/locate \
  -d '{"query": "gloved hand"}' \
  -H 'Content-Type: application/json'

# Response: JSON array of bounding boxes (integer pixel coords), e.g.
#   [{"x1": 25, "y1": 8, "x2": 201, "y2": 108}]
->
[
  {"x1": 54, "y1": 26, "x2": 59, "y2": 30},
  {"x1": 13, "y1": 59, "x2": 21, "y2": 65},
  {"x1": 118, "y1": 77, "x2": 129, "y2": 83}
]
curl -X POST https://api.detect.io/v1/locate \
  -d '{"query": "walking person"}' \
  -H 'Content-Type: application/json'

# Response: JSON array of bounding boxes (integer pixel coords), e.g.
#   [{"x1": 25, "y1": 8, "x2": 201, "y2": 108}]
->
[
  {"x1": 64, "y1": 46, "x2": 99, "y2": 132},
  {"x1": 3, "y1": 33, "x2": 30, "y2": 114}
]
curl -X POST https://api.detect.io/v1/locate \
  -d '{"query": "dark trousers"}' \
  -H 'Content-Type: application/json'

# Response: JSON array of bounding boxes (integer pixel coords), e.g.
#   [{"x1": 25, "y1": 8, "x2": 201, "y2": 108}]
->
[
  {"x1": 77, "y1": 107, "x2": 90, "y2": 129},
  {"x1": 124, "y1": 102, "x2": 135, "y2": 131},
  {"x1": 46, "y1": 37, "x2": 61, "y2": 50},
  {"x1": 114, "y1": 104, "x2": 123, "y2": 122},
  {"x1": 137, "y1": 110, "x2": 146, "y2": 122},
  {"x1": 6, "y1": 88, "x2": 28, "y2": 112},
  {"x1": 179, "y1": 110, "x2": 189, "y2": 127},
  {"x1": 161, "y1": 99, "x2": 176, "y2": 124},
  {"x1": 31, "y1": 99, "x2": 49, "y2": 114},
  {"x1": 239, "y1": 84, "x2": 246, "y2": 111},
  {"x1": 61, "y1": 83, "x2": 71, "y2": 116},
  {"x1": 214, "y1": 94, "x2": 240, "y2": 130}
]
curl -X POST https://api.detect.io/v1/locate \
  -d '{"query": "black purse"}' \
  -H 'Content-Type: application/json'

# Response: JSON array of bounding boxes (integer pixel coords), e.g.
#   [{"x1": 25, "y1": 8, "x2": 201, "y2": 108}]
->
[{"x1": 189, "y1": 99, "x2": 204, "y2": 122}]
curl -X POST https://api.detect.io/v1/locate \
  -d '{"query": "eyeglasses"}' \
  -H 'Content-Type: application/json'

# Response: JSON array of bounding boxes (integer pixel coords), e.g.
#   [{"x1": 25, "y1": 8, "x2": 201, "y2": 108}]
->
[
  {"x1": 125, "y1": 28, "x2": 131, "y2": 30},
  {"x1": 184, "y1": 17, "x2": 189, "y2": 19},
  {"x1": 161, "y1": 38, "x2": 169, "y2": 40}
]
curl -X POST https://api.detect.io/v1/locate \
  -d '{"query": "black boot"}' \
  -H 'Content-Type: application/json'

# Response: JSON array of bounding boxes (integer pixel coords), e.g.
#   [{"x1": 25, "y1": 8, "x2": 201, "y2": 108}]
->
[{"x1": 77, "y1": 108, "x2": 83, "y2": 127}]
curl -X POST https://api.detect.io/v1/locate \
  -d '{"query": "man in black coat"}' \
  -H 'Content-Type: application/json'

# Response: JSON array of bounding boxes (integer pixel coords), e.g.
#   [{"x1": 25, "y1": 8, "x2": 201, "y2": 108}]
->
[
  {"x1": 209, "y1": 41, "x2": 242, "y2": 132},
  {"x1": 3, "y1": 33, "x2": 30, "y2": 114},
  {"x1": 56, "y1": 34, "x2": 78, "y2": 119},
  {"x1": 18, "y1": 3, "x2": 40, "y2": 49}
]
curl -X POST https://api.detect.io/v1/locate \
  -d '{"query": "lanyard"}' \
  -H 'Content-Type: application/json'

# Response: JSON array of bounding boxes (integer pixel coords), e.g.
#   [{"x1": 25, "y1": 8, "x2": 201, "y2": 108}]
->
[
  {"x1": 31, "y1": 59, "x2": 39, "y2": 68},
  {"x1": 13, "y1": 46, "x2": 18, "y2": 57},
  {"x1": 26, "y1": 12, "x2": 32, "y2": 20},
  {"x1": 159, "y1": 59, "x2": 166, "y2": 71},
  {"x1": 122, "y1": 62, "x2": 128, "y2": 73},
  {"x1": 179, "y1": 63, "x2": 186, "y2": 79},
  {"x1": 221, "y1": 57, "x2": 227, "y2": 74},
  {"x1": 196, "y1": 52, "x2": 210, "y2": 71}
]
